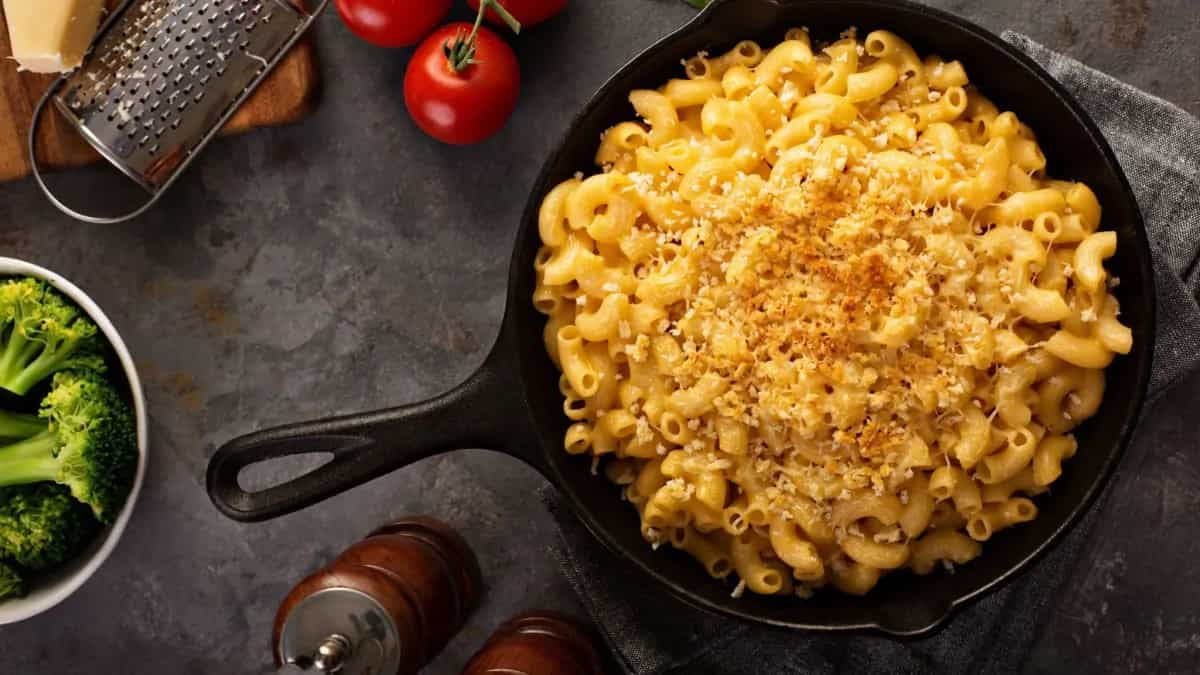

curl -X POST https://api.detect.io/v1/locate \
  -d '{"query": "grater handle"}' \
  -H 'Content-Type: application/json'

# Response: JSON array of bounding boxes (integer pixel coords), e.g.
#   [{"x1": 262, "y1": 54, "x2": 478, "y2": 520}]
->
[{"x1": 28, "y1": 79, "x2": 163, "y2": 225}]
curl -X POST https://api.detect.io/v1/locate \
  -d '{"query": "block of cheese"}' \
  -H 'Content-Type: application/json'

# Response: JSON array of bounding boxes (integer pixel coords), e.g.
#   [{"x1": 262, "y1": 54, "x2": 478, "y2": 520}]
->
[{"x1": 3, "y1": 0, "x2": 105, "y2": 73}]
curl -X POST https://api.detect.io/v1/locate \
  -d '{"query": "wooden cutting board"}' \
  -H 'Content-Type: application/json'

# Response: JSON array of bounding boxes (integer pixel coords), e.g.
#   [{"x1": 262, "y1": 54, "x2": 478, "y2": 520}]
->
[{"x1": 0, "y1": 0, "x2": 318, "y2": 184}]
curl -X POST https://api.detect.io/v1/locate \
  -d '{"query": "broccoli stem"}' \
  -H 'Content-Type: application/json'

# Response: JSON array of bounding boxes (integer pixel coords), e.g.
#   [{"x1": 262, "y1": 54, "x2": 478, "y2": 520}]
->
[
  {"x1": 0, "y1": 331, "x2": 44, "y2": 386},
  {"x1": 0, "y1": 410, "x2": 44, "y2": 440},
  {"x1": 0, "y1": 327, "x2": 29, "y2": 379},
  {"x1": 0, "y1": 432, "x2": 59, "y2": 485},
  {"x1": 4, "y1": 336, "x2": 81, "y2": 397}
]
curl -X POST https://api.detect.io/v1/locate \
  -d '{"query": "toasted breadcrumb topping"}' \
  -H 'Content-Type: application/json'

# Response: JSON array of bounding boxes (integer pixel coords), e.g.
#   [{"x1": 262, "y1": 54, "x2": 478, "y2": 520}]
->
[{"x1": 622, "y1": 133, "x2": 999, "y2": 509}]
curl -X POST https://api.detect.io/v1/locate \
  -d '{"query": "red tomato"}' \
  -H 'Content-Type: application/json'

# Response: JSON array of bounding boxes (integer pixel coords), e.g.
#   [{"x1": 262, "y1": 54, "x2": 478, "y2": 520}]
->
[
  {"x1": 404, "y1": 23, "x2": 521, "y2": 145},
  {"x1": 467, "y1": 0, "x2": 566, "y2": 28},
  {"x1": 335, "y1": 0, "x2": 451, "y2": 48}
]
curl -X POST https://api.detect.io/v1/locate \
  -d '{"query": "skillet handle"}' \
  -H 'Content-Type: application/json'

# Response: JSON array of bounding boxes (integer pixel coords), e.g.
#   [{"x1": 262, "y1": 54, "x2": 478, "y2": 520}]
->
[{"x1": 206, "y1": 349, "x2": 539, "y2": 522}]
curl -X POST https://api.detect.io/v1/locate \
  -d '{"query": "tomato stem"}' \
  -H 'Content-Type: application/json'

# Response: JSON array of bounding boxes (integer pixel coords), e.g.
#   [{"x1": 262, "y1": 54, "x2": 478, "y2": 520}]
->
[
  {"x1": 443, "y1": 0, "x2": 522, "y2": 74},
  {"x1": 478, "y1": 0, "x2": 522, "y2": 36}
]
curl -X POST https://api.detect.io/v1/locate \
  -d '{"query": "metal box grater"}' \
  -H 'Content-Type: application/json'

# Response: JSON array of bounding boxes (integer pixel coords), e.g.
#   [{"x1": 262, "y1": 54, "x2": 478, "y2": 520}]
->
[{"x1": 30, "y1": 0, "x2": 327, "y2": 223}]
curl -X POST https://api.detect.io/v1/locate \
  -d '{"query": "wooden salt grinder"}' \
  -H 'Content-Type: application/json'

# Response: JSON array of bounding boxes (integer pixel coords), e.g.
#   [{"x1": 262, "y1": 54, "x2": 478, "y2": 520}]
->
[
  {"x1": 461, "y1": 611, "x2": 607, "y2": 675},
  {"x1": 273, "y1": 517, "x2": 481, "y2": 675}
]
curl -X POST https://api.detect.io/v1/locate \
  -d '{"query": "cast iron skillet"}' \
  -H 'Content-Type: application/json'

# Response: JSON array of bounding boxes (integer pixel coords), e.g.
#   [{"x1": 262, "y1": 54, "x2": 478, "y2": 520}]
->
[{"x1": 208, "y1": 0, "x2": 1155, "y2": 634}]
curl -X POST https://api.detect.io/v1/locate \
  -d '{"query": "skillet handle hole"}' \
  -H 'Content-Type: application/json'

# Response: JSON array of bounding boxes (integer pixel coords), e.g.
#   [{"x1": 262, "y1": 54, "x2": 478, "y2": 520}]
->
[{"x1": 237, "y1": 452, "x2": 334, "y2": 493}]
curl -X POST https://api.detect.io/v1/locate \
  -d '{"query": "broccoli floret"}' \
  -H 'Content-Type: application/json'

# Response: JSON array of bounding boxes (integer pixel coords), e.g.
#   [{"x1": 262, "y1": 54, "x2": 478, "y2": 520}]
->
[
  {"x1": 0, "y1": 483, "x2": 98, "y2": 570},
  {"x1": 0, "y1": 371, "x2": 137, "y2": 524},
  {"x1": 0, "y1": 278, "x2": 106, "y2": 396},
  {"x1": 0, "y1": 560, "x2": 23, "y2": 600}
]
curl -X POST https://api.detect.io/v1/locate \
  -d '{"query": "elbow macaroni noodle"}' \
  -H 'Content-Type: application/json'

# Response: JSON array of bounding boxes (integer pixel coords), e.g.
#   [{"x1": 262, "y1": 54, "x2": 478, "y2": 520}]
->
[{"x1": 533, "y1": 28, "x2": 1131, "y2": 597}]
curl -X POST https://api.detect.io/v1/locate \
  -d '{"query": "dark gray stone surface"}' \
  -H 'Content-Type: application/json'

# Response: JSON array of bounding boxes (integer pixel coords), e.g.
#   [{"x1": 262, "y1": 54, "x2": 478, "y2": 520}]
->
[{"x1": 2, "y1": 0, "x2": 1198, "y2": 673}]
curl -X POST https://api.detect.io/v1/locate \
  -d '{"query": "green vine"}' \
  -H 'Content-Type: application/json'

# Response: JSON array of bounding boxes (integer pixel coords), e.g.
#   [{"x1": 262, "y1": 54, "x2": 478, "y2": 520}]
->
[{"x1": 443, "y1": 0, "x2": 523, "y2": 73}]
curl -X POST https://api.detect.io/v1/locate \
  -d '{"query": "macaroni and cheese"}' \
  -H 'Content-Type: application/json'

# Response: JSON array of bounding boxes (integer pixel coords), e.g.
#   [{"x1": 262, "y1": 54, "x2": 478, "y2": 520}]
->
[{"x1": 533, "y1": 28, "x2": 1131, "y2": 597}]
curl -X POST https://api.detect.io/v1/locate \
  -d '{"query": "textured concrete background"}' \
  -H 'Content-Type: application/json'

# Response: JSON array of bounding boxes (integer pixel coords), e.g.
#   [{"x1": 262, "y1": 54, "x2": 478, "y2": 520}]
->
[{"x1": 2, "y1": 0, "x2": 1198, "y2": 673}]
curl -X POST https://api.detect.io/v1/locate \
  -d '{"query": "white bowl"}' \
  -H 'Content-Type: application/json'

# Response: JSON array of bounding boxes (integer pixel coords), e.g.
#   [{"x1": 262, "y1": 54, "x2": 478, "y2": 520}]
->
[{"x1": 0, "y1": 257, "x2": 147, "y2": 625}]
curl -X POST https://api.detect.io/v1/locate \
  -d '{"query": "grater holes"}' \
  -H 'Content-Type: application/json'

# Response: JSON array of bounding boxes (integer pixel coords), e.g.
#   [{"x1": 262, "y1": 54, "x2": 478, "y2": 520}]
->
[{"x1": 55, "y1": 0, "x2": 313, "y2": 186}]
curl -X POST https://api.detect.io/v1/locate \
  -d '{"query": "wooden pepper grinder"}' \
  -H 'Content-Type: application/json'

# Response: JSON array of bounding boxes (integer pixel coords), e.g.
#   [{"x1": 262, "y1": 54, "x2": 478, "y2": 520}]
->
[
  {"x1": 273, "y1": 517, "x2": 481, "y2": 675},
  {"x1": 462, "y1": 611, "x2": 607, "y2": 675}
]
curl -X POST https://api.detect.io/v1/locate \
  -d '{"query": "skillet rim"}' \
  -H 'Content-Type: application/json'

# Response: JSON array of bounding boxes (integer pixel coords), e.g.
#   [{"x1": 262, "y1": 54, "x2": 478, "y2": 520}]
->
[{"x1": 505, "y1": 0, "x2": 1156, "y2": 635}]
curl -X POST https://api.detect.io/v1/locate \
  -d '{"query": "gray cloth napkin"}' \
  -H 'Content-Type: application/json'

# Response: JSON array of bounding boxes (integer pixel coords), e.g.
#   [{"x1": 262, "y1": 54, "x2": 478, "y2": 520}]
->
[{"x1": 543, "y1": 33, "x2": 1200, "y2": 675}]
